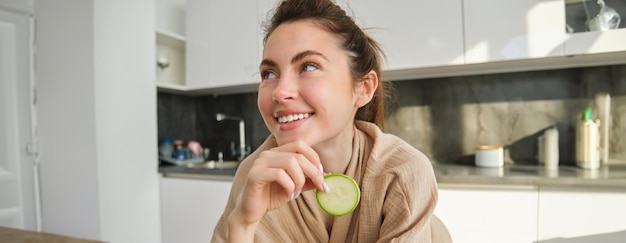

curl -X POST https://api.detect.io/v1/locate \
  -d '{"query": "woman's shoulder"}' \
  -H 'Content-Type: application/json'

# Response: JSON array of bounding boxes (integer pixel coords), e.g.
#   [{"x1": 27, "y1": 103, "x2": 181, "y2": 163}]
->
[{"x1": 356, "y1": 121, "x2": 433, "y2": 176}]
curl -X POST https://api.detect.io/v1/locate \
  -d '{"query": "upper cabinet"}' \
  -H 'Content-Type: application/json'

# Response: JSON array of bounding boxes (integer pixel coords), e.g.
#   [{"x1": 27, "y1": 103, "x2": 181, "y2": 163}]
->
[
  {"x1": 172, "y1": 0, "x2": 626, "y2": 94},
  {"x1": 156, "y1": 30, "x2": 186, "y2": 90},
  {"x1": 186, "y1": 0, "x2": 260, "y2": 91},
  {"x1": 563, "y1": 0, "x2": 626, "y2": 55},
  {"x1": 565, "y1": 28, "x2": 626, "y2": 55},
  {"x1": 340, "y1": 0, "x2": 464, "y2": 70},
  {"x1": 156, "y1": 0, "x2": 188, "y2": 92},
  {"x1": 463, "y1": 0, "x2": 566, "y2": 64}
]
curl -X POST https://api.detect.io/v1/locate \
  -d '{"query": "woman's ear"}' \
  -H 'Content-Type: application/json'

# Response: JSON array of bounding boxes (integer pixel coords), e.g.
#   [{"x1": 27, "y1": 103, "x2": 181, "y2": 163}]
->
[{"x1": 355, "y1": 70, "x2": 379, "y2": 108}]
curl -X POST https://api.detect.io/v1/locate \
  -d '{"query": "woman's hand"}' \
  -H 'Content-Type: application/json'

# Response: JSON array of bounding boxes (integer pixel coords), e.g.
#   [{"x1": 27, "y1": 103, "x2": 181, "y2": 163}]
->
[{"x1": 227, "y1": 140, "x2": 328, "y2": 240}]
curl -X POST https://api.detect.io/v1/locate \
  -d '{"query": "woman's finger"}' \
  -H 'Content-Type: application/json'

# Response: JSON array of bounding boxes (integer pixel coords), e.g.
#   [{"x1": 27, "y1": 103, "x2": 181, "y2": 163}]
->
[{"x1": 260, "y1": 148, "x2": 327, "y2": 193}]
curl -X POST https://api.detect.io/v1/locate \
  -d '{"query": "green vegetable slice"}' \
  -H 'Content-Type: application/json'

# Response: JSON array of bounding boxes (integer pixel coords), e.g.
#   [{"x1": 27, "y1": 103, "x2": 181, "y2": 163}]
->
[{"x1": 316, "y1": 174, "x2": 360, "y2": 216}]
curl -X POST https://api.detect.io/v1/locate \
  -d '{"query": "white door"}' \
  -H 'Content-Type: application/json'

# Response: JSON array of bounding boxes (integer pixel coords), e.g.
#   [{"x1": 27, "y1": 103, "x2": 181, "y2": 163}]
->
[{"x1": 0, "y1": 7, "x2": 37, "y2": 230}]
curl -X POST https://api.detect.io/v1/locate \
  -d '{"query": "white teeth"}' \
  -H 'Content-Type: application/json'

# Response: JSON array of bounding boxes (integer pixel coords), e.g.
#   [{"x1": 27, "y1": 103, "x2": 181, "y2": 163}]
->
[{"x1": 277, "y1": 113, "x2": 310, "y2": 123}]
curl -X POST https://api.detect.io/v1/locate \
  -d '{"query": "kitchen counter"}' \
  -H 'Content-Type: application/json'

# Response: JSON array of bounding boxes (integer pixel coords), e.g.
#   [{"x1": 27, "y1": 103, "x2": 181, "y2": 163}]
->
[
  {"x1": 159, "y1": 162, "x2": 626, "y2": 189},
  {"x1": 434, "y1": 163, "x2": 626, "y2": 189},
  {"x1": 159, "y1": 163, "x2": 239, "y2": 181}
]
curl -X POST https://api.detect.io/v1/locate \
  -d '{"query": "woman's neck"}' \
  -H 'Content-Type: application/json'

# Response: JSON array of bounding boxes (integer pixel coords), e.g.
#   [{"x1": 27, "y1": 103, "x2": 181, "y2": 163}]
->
[{"x1": 313, "y1": 124, "x2": 355, "y2": 174}]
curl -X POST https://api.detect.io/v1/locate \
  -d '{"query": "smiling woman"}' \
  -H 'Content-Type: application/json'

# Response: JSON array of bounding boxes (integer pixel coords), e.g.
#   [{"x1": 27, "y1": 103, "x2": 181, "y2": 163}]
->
[{"x1": 210, "y1": 0, "x2": 450, "y2": 242}]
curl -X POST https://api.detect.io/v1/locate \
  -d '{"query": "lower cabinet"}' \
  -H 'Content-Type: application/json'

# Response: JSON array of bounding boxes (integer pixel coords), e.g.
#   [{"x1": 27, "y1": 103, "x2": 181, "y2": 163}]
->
[
  {"x1": 435, "y1": 184, "x2": 539, "y2": 243},
  {"x1": 537, "y1": 187, "x2": 626, "y2": 242},
  {"x1": 158, "y1": 178, "x2": 626, "y2": 242},
  {"x1": 160, "y1": 177, "x2": 232, "y2": 243},
  {"x1": 437, "y1": 184, "x2": 626, "y2": 243}
]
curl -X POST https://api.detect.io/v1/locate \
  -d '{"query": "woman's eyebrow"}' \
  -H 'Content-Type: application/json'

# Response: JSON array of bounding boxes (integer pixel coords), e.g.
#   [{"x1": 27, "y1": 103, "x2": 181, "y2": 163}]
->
[
  {"x1": 260, "y1": 50, "x2": 330, "y2": 69},
  {"x1": 291, "y1": 50, "x2": 329, "y2": 64},
  {"x1": 260, "y1": 59, "x2": 277, "y2": 69}
]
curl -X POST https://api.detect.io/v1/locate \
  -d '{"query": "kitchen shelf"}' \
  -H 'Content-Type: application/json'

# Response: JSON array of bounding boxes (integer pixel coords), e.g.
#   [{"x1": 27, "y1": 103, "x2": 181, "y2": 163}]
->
[
  {"x1": 156, "y1": 29, "x2": 186, "y2": 88},
  {"x1": 156, "y1": 29, "x2": 185, "y2": 47}
]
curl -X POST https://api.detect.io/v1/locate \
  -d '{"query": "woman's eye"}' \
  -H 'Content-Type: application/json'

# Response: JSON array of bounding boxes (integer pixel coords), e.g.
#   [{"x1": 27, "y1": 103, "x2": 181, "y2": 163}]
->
[
  {"x1": 261, "y1": 71, "x2": 277, "y2": 80},
  {"x1": 301, "y1": 63, "x2": 318, "y2": 72}
]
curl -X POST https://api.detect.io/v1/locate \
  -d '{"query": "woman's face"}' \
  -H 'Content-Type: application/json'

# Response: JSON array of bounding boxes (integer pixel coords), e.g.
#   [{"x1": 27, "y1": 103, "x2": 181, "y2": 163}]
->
[{"x1": 258, "y1": 20, "x2": 361, "y2": 147}]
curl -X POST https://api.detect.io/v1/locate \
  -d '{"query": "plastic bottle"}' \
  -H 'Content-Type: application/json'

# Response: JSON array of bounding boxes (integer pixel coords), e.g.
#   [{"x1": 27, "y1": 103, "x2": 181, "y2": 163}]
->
[
  {"x1": 543, "y1": 127, "x2": 559, "y2": 170},
  {"x1": 576, "y1": 107, "x2": 600, "y2": 169}
]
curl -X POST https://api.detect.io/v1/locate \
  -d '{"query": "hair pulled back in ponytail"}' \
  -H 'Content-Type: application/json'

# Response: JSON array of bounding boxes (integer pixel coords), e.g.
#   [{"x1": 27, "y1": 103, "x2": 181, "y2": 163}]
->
[{"x1": 262, "y1": 0, "x2": 393, "y2": 130}]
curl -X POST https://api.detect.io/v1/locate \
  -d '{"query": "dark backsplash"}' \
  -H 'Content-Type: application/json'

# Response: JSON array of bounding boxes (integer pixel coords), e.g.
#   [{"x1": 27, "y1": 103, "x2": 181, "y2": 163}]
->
[
  {"x1": 158, "y1": 64, "x2": 625, "y2": 165},
  {"x1": 158, "y1": 92, "x2": 269, "y2": 161}
]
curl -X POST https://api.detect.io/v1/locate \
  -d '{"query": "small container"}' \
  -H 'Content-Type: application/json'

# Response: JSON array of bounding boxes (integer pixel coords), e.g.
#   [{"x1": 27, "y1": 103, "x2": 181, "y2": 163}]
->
[
  {"x1": 203, "y1": 148, "x2": 211, "y2": 161},
  {"x1": 475, "y1": 145, "x2": 504, "y2": 168},
  {"x1": 159, "y1": 143, "x2": 174, "y2": 157},
  {"x1": 543, "y1": 127, "x2": 559, "y2": 170},
  {"x1": 172, "y1": 149, "x2": 188, "y2": 160},
  {"x1": 187, "y1": 141, "x2": 203, "y2": 157},
  {"x1": 576, "y1": 107, "x2": 600, "y2": 169}
]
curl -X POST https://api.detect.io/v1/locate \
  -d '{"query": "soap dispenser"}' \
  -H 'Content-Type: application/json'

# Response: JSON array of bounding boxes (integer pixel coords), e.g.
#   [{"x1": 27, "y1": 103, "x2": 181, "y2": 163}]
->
[{"x1": 576, "y1": 107, "x2": 601, "y2": 169}]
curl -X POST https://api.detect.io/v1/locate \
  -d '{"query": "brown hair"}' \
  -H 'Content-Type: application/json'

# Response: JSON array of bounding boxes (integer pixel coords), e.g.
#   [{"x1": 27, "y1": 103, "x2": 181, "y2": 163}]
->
[{"x1": 262, "y1": 0, "x2": 393, "y2": 130}]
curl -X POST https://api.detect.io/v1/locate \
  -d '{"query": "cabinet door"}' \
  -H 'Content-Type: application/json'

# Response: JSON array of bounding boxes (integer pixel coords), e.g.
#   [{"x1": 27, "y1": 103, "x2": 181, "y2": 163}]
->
[
  {"x1": 464, "y1": 0, "x2": 566, "y2": 64},
  {"x1": 342, "y1": 0, "x2": 464, "y2": 71},
  {"x1": 537, "y1": 187, "x2": 626, "y2": 242},
  {"x1": 0, "y1": 7, "x2": 34, "y2": 229},
  {"x1": 186, "y1": 0, "x2": 260, "y2": 89},
  {"x1": 563, "y1": 0, "x2": 626, "y2": 55},
  {"x1": 160, "y1": 177, "x2": 232, "y2": 243},
  {"x1": 435, "y1": 185, "x2": 538, "y2": 243},
  {"x1": 565, "y1": 29, "x2": 626, "y2": 55}
]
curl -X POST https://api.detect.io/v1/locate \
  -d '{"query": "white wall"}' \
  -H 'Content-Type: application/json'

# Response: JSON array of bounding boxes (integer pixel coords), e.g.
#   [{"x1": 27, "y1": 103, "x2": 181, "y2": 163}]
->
[
  {"x1": 0, "y1": 0, "x2": 34, "y2": 13},
  {"x1": 35, "y1": 0, "x2": 161, "y2": 242},
  {"x1": 35, "y1": 0, "x2": 101, "y2": 238},
  {"x1": 93, "y1": 0, "x2": 161, "y2": 242}
]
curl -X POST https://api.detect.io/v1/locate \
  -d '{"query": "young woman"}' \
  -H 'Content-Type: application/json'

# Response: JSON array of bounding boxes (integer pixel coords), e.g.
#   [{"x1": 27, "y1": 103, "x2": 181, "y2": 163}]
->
[{"x1": 212, "y1": 0, "x2": 449, "y2": 242}]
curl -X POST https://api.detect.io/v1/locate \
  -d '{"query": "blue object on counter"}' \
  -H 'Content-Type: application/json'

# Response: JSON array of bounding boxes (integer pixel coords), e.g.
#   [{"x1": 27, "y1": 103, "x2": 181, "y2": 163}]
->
[
  {"x1": 159, "y1": 137, "x2": 174, "y2": 146},
  {"x1": 172, "y1": 149, "x2": 188, "y2": 160},
  {"x1": 159, "y1": 144, "x2": 174, "y2": 157}
]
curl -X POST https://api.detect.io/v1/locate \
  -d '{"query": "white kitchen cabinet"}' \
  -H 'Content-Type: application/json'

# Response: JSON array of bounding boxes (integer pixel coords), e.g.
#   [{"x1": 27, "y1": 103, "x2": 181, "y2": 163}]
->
[
  {"x1": 463, "y1": 0, "x2": 566, "y2": 64},
  {"x1": 186, "y1": 0, "x2": 260, "y2": 90},
  {"x1": 340, "y1": 0, "x2": 464, "y2": 71},
  {"x1": 156, "y1": 30, "x2": 186, "y2": 89},
  {"x1": 563, "y1": 0, "x2": 626, "y2": 56},
  {"x1": 160, "y1": 177, "x2": 232, "y2": 243},
  {"x1": 564, "y1": 28, "x2": 626, "y2": 56},
  {"x1": 156, "y1": 0, "x2": 186, "y2": 38},
  {"x1": 537, "y1": 186, "x2": 626, "y2": 242},
  {"x1": 435, "y1": 184, "x2": 539, "y2": 243},
  {"x1": 155, "y1": 0, "x2": 188, "y2": 91}
]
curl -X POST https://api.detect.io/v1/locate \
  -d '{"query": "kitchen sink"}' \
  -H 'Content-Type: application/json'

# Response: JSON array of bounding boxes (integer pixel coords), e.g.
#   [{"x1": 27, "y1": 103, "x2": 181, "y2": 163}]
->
[{"x1": 185, "y1": 160, "x2": 240, "y2": 170}]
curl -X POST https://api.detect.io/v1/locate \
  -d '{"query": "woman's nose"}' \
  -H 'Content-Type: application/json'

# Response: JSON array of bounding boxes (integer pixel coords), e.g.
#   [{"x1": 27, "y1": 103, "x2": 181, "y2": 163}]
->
[{"x1": 272, "y1": 77, "x2": 298, "y2": 102}]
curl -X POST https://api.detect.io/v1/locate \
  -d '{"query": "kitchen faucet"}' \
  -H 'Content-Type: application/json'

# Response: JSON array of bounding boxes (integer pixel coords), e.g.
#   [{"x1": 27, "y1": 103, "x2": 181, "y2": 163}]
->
[{"x1": 216, "y1": 113, "x2": 248, "y2": 161}]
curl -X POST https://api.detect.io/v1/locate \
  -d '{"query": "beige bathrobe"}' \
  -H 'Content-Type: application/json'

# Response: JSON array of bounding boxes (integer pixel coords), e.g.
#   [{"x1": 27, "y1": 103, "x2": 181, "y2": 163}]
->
[{"x1": 211, "y1": 121, "x2": 450, "y2": 242}]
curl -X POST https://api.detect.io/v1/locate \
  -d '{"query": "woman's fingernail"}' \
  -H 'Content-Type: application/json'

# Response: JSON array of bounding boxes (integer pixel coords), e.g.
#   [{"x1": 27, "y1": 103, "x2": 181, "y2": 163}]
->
[
  {"x1": 318, "y1": 163, "x2": 324, "y2": 173},
  {"x1": 291, "y1": 193, "x2": 295, "y2": 200},
  {"x1": 323, "y1": 182, "x2": 331, "y2": 193},
  {"x1": 295, "y1": 189, "x2": 301, "y2": 199}
]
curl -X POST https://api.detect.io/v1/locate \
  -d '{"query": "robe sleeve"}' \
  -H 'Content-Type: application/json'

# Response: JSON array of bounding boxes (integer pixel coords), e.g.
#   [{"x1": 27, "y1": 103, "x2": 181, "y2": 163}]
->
[{"x1": 376, "y1": 157, "x2": 439, "y2": 243}]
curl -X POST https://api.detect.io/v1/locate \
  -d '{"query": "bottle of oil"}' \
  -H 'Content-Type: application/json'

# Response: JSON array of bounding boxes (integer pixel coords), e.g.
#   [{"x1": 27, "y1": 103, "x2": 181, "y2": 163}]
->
[{"x1": 576, "y1": 107, "x2": 600, "y2": 169}]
